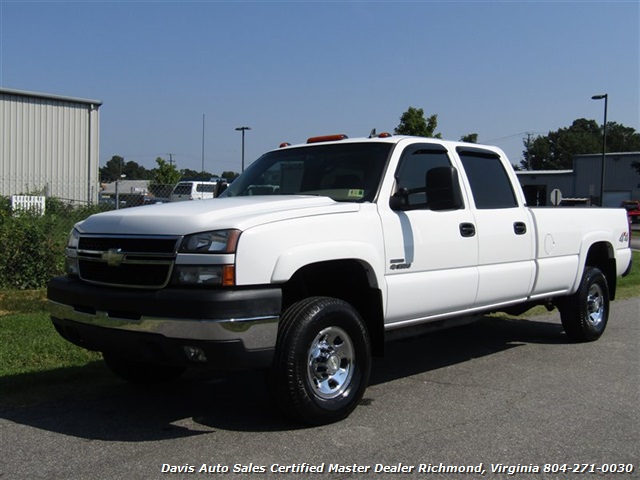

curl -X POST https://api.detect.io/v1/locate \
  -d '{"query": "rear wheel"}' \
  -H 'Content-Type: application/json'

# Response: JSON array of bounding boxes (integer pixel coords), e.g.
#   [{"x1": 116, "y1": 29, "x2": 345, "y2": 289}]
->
[
  {"x1": 103, "y1": 353, "x2": 186, "y2": 384},
  {"x1": 270, "y1": 296, "x2": 371, "y2": 425},
  {"x1": 559, "y1": 266, "x2": 610, "y2": 342}
]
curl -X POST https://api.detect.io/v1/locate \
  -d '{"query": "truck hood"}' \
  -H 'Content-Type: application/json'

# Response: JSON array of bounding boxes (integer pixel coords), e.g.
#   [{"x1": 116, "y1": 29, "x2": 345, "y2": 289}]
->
[{"x1": 77, "y1": 196, "x2": 361, "y2": 235}]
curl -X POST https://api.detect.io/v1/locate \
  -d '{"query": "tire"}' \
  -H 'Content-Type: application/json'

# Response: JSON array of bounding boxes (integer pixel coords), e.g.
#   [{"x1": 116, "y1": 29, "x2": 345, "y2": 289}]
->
[
  {"x1": 103, "y1": 353, "x2": 186, "y2": 384},
  {"x1": 270, "y1": 296, "x2": 371, "y2": 425},
  {"x1": 559, "y1": 266, "x2": 610, "y2": 342}
]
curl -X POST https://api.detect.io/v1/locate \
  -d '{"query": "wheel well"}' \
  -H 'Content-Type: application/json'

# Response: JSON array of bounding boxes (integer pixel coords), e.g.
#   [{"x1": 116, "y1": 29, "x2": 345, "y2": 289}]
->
[
  {"x1": 281, "y1": 260, "x2": 384, "y2": 356},
  {"x1": 585, "y1": 242, "x2": 617, "y2": 300}
]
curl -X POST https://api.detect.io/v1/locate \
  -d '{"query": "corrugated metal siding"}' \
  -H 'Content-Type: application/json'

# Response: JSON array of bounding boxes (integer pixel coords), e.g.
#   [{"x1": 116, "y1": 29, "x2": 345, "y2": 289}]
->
[
  {"x1": 603, "y1": 153, "x2": 640, "y2": 191},
  {"x1": 573, "y1": 156, "x2": 601, "y2": 199},
  {"x1": 0, "y1": 90, "x2": 100, "y2": 204}
]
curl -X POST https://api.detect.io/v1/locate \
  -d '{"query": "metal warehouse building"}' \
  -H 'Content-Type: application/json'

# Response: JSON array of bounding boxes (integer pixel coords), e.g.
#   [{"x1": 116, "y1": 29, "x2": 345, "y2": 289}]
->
[
  {"x1": 517, "y1": 152, "x2": 640, "y2": 207},
  {"x1": 0, "y1": 88, "x2": 101, "y2": 204}
]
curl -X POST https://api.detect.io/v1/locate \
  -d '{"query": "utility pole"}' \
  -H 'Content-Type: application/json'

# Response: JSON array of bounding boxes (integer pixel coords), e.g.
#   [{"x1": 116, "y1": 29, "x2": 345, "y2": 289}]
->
[{"x1": 202, "y1": 114, "x2": 205, "y2": 174}]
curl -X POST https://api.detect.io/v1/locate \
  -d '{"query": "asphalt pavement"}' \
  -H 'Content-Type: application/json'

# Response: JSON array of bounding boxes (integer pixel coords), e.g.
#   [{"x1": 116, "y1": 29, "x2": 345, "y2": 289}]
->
[{"x1": 1, "y1": 298, "x2": 639, "y2": 480}]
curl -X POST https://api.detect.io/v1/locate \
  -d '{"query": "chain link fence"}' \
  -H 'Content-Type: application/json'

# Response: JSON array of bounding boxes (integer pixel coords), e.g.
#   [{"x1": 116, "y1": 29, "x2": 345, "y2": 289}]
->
[{"x1": 99, "y1": 183, "x2": 175, "y2": 208}]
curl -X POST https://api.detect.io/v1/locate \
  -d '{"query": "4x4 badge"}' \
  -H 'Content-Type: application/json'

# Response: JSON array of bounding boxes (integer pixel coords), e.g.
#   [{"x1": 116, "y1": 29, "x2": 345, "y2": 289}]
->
[{"x1": 102, "y1": 249, "x2": 125, "y2": 266}]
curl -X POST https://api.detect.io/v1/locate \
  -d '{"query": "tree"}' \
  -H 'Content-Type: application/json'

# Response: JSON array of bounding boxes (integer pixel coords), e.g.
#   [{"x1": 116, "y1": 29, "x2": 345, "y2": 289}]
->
[
  {"x1": 100, "y1": 156, "x2": 151, "y2": 181},
  {"x1": 522, "y1": 119, "x2": 640, "y2": 170},
  {"x1": 460, "y1": 133, "x2": 478, "y2": 143},
  {"x1": 122, "y1": 160, "x2": 151, "y2": 180},
  {"x1": 221, "y1": 171, "x2": 240, "y2": 181},
  {"x1": 605, "y1": 121, "x2": 640, "y2": 152},
  {"x1": 180, "y1": 168, "x2": 216, "y2": 180},
  {"x1": 394, "y1": 106, "x2": 442, "y2": 138},
  {"x1": 100, "y1": 155, "x2": 126, "y2": 182},
  {"x1": 150, "y1": 157, "x2": 182, "y2": 186}
]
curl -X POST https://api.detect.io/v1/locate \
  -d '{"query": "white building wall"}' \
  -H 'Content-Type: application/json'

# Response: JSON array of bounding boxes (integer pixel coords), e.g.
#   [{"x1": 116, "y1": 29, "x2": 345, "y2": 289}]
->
[{"x1": 0, "y1": 88, "x2": 101, "y2": 204}]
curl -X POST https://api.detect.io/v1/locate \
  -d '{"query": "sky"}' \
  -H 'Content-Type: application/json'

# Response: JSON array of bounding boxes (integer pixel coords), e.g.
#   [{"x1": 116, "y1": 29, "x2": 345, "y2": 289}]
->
[{"x1": 0, "y1": 0, "x2": 638, "y2": 175}]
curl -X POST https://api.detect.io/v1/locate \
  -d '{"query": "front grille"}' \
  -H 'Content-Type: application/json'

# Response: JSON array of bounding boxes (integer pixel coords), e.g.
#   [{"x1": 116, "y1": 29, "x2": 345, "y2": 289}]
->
[
  {"x1": 78, "y1": 236, "x2": 178, "y2": 253},
  {"x1": 76, "y1": 235, "x2": 180, "y2": 288},
  {"x1": 79, "y1": 260, "x2": 172, "y2": 288}
]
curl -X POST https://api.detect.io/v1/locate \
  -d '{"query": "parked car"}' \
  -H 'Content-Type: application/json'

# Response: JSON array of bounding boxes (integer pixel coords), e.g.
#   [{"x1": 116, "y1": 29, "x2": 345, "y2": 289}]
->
[
  {"x1": 143, "y1": 197, "x2": 169, "y2": 205},
  {"x1": 170, "y1": 180, "x2": 227, "y2": 202},
  {"x1": 620, "y1": 200, "x2": 640, "y2": 224}
]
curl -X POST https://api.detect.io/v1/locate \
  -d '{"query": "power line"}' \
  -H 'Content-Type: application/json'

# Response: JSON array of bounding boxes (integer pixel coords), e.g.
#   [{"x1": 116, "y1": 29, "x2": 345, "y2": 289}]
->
[{"x1": 484, "y1": 131, "x2": 545, "y2": 144}]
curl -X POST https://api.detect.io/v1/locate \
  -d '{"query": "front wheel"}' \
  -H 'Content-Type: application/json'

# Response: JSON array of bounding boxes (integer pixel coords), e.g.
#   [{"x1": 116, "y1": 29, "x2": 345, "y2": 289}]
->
[
  {"x1": 559, "y1": 266, "x2": 610, "y2": 342},
  {"x1": 270, "y1": 297, "x2": 371, "y2": 425}
]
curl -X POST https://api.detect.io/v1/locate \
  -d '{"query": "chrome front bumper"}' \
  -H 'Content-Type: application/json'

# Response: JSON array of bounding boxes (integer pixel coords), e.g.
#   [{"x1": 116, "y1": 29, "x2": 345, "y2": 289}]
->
[
  {"x1": 47, "y1": 276, "x2": 282, "y2": 369},
  {"x1": 49, "y1": 301, "x2": 279, "y2": 350}
]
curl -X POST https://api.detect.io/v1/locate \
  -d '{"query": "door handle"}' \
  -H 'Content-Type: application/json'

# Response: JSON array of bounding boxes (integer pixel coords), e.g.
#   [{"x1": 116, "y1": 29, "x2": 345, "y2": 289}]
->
[
  {"x1": 514, "y1": 221, "x2": 527, "y2": 235},
  {"x1": 459, "y1": 223, "x2": 476, "y2": 237}
]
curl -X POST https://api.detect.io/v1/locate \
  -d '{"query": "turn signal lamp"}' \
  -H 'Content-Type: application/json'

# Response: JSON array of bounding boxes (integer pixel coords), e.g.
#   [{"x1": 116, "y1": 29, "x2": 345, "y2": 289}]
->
[{"x1": 222, "y1": 265, "x2": 235, "y2": 287}]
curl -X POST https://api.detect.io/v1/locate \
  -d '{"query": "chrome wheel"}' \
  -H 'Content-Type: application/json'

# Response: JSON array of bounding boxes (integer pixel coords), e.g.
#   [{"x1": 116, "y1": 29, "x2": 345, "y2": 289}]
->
[
  {"x1": 308, "y1": 326, "x2": 355, "y2": 400},
  {"x1": 271, "y1": 296, "x2": 371, "y2": 424},
  {"x1": 559, "y1": 266, "x2": 609, "y2": 342},
  {"x1": 586, "y1": 283, "x2": 605, "y2": 327}
]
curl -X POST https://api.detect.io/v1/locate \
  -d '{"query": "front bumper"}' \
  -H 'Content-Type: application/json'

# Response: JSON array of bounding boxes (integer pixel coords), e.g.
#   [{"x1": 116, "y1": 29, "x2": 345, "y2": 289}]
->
[{"x1": 47, "y1": 276, "x2": 282, "y2": 369}]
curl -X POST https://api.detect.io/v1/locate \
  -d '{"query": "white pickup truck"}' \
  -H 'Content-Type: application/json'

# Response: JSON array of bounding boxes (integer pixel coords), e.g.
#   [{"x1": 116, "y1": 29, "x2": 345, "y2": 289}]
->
[{"x1": 48, "y1": 133, "x2": 633, "y2": 425}]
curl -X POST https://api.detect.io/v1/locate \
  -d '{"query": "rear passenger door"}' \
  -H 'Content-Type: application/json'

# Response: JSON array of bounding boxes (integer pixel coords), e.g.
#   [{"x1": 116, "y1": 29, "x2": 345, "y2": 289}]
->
[{"x1": 456, "y1": 147, "x2": 535, "y2": 307}]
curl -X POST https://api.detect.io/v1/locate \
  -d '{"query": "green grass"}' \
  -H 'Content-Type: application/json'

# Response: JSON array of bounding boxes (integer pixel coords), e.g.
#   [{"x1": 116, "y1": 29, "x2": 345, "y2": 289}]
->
[
  {"x1": 0, "y1": 290, "x2": 107, "y2": 406},
  {"x1": 0, "y1": 311, "x2": 102, "y2": 376},
  {"x1": 1, "y1": 252, "x2": 638, "y2": 406},
  {"x1": 617, "y1": 250, "x2": 640, "y2": 298}
]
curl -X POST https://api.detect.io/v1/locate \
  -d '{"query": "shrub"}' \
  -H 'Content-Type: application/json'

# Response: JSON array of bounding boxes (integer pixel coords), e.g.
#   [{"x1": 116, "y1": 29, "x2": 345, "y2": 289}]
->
[{"x1": 0, "y1": 198, "x2": 105, "y2": 289}]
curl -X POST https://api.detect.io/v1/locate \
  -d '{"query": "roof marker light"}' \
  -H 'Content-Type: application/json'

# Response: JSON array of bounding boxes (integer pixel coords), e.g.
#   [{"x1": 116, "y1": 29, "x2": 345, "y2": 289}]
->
[{"x1": 306, "y1": 134, "x2": 348, "y2": 144}]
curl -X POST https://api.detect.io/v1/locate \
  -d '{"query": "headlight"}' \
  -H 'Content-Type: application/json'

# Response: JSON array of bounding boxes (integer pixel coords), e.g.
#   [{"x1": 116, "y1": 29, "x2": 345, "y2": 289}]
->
[
  {"x1": 67, "y1": 228, "x2": 80, "y2": 249},
  {"x1": 179, "y1": 229, "x2": 241, "y2": 253},
  {"x1": 175, "y1": 229, "x2": 240, "y2": 286},
  {"x1": 65, "y1": 228, "x2": 80, "y2": 276}
]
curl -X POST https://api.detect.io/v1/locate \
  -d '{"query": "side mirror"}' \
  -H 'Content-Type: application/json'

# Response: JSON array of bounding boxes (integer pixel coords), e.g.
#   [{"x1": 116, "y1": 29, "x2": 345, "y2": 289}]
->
[
  {"x1": 425, "y1": 166, "x2": 463, "y2": 211},
  {"x1": 389, "y1": 188, "x2": 409, "y2": 210}
]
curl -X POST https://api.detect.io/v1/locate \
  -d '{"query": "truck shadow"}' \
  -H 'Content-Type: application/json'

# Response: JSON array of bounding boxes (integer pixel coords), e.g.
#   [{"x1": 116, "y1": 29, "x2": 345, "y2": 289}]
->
[
  {"x1": 372, "y1": 314, "x2": 565, "y2": 385},
  {"x1": 0, "y1": 314, "x2": 566, "y2": 439}
]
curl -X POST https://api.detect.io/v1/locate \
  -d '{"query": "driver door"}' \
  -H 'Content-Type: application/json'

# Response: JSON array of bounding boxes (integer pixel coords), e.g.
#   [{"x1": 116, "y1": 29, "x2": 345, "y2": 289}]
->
[{"x1": 380, "y1": 143, "x2": 479, "y2": 325}]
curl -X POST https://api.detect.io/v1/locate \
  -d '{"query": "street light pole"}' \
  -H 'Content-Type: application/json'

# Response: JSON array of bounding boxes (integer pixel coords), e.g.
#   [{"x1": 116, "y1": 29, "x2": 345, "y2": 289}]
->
[
  {"x1": 235, "y1": 126, "x2": 251, "y2": 172},
  {"x1": 591, "y1": 94, "x2": 608, "y2": 206}
]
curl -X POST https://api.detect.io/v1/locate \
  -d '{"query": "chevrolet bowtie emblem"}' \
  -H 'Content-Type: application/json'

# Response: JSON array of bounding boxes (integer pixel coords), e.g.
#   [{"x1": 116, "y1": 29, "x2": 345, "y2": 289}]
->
[{"x1": 102, "y1": 248, "x2": 125, "y2": 266}]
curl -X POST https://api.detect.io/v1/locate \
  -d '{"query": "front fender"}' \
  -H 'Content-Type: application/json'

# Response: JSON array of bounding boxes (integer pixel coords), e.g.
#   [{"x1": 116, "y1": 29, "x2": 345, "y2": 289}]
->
[{"x1": 271, "y1": 241, "x2": 385, "y2": 289}]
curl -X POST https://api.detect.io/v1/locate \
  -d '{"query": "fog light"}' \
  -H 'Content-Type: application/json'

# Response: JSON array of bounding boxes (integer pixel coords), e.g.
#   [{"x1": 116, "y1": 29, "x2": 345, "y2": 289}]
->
[
  {"x1": 174, "y1": 265, "x2": 223, "y2": 285},
  {"x1": 183, "y1": 346, "x2": 207, "y2": 362},
  {"x1": 65, "y1": 257, "x2": 79, "y2": 276}
]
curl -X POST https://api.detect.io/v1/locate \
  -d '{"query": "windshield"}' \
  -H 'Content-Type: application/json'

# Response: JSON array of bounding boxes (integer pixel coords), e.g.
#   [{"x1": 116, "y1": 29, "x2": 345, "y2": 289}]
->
[{"x1": 221, "y1": 142, "x2": 392, "y2": 202}]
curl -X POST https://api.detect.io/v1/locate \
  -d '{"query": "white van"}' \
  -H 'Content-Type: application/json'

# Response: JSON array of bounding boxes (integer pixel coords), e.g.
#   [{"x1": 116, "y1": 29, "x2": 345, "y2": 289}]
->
[{"x1": 170, "y1": 181, "x2": 219, "y2": 202}]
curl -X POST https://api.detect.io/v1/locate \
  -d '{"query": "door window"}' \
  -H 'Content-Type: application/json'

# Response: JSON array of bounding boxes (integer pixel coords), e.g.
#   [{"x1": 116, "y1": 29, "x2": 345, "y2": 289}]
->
[
  {"x1": 395, "y1": 145, "x2": 456, "y2": 208},
  {"x1": 457, "y1": 149, "x2": 517, "y2": 209}
]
